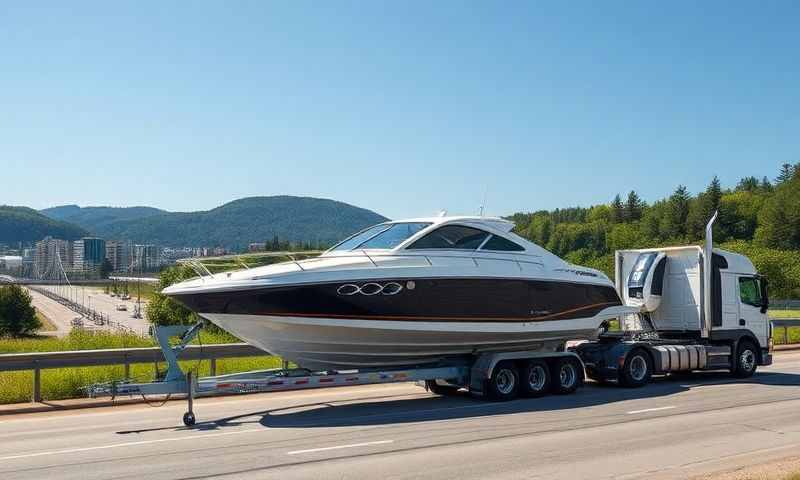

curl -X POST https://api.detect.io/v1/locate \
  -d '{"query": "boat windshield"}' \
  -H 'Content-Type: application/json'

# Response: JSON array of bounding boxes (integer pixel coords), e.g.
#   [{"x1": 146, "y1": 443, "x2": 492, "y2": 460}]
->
[{"x1": 330, "y1": 222, "x2": 431, "y2": 252}]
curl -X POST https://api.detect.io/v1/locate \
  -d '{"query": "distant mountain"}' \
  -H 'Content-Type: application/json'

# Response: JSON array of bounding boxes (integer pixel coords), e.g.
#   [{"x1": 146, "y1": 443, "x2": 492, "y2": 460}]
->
[
  {"x1": 41, "y1": 196, "x2": 387, "y2": 250},
  {"x1": 41, "y1": 205, "x2": 166, "y2": 232},
  {"x1": 0, "y1": 206, "x2": 87, "y2": 244}
]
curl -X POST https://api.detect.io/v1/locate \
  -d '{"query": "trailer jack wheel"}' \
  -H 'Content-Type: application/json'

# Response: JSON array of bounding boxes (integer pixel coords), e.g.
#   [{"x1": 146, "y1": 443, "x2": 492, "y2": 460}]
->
[{"x1": 183, "y1": 411, "x2": 196, "y2": 427}]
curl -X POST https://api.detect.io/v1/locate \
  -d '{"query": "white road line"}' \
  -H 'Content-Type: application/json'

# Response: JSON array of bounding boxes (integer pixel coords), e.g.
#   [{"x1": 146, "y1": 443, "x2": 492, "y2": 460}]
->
[
  {"x1": 0, "y1": 428, "x2": 264, "y2": 461},
  {"x1": 287, "y1": 440, "x2": 394, "y2": 455},
  {"x1": 626, "y1": 406, "x2": 676, "y2": 415}
]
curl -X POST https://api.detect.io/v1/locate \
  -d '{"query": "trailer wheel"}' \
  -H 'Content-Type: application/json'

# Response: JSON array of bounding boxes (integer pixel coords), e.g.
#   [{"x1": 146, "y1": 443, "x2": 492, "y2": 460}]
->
[
  {"x1": 551, "y1": 357, "x2": 583, "y2": 394},
  {"x1": 620, "y1": 349, "x2": 652, "y2": 388},
  {"x1": 520, "y1": 359, "x2": 550, "y2": 397},
  {"x1": 486, "y1": 361, "x2": 519, "y2": 401},
  {"x1": 425, "y1": 379, "x2": 460, "y2": 396},
  {"x1": 182, "y1": 411, "x2": 196, "y2": 427},
  {"x1": 732, "y1": 340, "x2": 758, "y2": 378}
]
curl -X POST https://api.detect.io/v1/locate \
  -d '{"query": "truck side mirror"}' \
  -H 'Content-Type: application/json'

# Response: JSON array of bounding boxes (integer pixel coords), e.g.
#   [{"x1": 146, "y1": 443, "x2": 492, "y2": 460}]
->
[{"x1": 760, "y1": 278, "x2": 769, "y2": 314}]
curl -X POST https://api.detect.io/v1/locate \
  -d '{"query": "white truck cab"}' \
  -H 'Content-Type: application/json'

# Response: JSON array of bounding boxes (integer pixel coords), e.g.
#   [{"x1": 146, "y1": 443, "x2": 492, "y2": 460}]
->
[{"x1": 575, "y1": 212, "x2": 772, "y2": 386}]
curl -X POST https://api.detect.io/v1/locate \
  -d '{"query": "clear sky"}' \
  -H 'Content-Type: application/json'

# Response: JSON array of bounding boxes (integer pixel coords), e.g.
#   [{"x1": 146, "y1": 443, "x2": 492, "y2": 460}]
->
[{"x1": 2, "y1": 1, "x2": 798, "y2": 220}]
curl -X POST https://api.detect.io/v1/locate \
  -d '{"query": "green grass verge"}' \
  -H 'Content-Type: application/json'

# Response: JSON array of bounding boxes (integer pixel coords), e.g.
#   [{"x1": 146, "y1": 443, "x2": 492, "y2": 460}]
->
[
  {"x1": 769, "y1": 309, "x2": 800, "y2": 319},
  {"x1": 35, "y1": 309, "x2": 57, "y2": 332},
  {"x1": 0, "y1": 330, "x2": 280, "y2": 404}
]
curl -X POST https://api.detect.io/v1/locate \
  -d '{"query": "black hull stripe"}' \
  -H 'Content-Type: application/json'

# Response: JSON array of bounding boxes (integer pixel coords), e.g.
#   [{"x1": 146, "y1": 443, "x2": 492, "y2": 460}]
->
[{"x1": 174, "y1": 277, "x2": 623, "y2": 323}]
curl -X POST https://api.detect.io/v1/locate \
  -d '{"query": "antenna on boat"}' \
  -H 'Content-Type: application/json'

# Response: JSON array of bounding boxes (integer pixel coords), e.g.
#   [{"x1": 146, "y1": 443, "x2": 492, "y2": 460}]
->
[{"x1": 479, "y1": 185, "x2": 488, "y2": 216}]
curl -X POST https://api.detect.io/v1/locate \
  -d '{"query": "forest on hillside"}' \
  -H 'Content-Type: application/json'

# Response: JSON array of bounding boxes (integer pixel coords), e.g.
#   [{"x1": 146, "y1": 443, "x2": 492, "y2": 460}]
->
[{"x1": 510, "y1": 164, "x2": 800, "y2": 299}]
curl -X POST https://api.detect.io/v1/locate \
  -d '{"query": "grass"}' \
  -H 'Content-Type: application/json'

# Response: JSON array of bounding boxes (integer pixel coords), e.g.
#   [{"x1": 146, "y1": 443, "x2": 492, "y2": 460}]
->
[
  {"x1": 769, "y1": 309, "x2": 800, "y2": 319},
  {"x1": 35, "y1": 309, "x2": 57, "y2": 332},
  {"x1": 0, "y1": 329, "x2": 280, "y2": 404}
]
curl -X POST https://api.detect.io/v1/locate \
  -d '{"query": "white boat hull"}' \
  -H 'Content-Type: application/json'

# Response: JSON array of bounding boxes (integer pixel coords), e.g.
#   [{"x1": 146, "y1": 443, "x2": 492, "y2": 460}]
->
[{"x1": 202, "y1": 312, "x2": 620, "y2": 371}]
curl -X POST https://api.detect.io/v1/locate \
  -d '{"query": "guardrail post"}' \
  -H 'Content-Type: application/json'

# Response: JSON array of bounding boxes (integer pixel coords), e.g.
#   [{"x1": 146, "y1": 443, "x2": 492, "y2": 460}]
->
[
  {"x1": 210, "y1": 357, "x2": 216, "y2": 376},
  {"x1": 282, "y1": 359, "x2": 289, "y2": 370},
  {"x1": 124, "y1": 355, "x2": 130, "y2": 379},
  {"x1": 32, "y1": 366, "x2": 42, "y2": 403},
  {"x1": 785, "y1": 325, "x2": 789, "y2": 344}
]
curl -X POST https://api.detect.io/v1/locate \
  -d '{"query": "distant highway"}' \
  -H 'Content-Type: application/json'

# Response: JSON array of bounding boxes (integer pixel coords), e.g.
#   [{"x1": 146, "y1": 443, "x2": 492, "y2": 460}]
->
[{"x1": 2, "y1": 351, "x2": 800, "y2": 479}]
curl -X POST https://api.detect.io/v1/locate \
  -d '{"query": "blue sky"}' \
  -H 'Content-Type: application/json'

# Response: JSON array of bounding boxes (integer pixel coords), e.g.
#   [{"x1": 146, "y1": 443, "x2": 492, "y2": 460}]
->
[{"x1": 2, "y1": 1, "x2": 798, "y2": 220}]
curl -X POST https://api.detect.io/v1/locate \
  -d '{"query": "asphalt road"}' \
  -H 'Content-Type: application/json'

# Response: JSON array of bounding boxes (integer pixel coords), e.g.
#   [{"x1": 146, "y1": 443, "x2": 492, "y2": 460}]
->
[
  {"x1": 2, "y1": 352, "x2": 800, "y2": 480},
  {"x1": 35, "y1": 285, "x2": 150, "y2": 335},
  {"x1": 26, "y1": 287, "x2": 75, "y2": 337}
]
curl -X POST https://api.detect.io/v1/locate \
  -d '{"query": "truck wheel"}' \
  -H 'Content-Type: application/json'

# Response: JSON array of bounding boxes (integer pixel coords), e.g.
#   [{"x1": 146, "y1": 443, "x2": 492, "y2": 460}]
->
[
  {"x1": 486, "y1": 361, "x2": 519, "y2": 401},
  {"x1": 551, "y1": 357, "x2": 583, "y2": 395},
  {"x1": 520, "y1": 359, "x2": 550, "y2": 397},
  {"x1": 620, "y1": 349, "x2": 652, "y2": 388},
  {"x1": 732, "y1": 340, "x2": 758, "y2": 378},
  {"x1": 425, "y1": 379, "x2": 460, "y2": 396}
]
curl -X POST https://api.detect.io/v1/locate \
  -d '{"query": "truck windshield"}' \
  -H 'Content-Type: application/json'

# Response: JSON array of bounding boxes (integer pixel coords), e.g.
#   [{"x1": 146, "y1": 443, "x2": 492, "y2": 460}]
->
[{"x1": 629, "y1": 252, "x2": 657, "y2": 288}]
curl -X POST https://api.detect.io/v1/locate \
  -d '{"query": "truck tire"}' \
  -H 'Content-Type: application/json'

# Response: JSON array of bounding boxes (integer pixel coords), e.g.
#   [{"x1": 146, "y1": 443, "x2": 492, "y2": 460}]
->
[
  {"x1": 520, "y1": 359, "x2": 550, "y2": 397},
  {"x1": 732, "y1": 340, "x2": 758, "y2": 378},
  {"x1": 620, "y1": 349, "x2": 652, "y2": 388},
  {"x1": 486, "y1": 361, "x2": 519, "y2": 401},
  {"x1": 425, "y1": 379, "x2": 460, "y2": 396},
  {"x1": 551, "y1": 357, "x2": 583, "y2": 394}
]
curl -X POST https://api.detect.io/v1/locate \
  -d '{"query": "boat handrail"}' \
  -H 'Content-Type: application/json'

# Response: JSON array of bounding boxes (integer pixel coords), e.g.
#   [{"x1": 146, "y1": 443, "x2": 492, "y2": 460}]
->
[{"x1": 179, "y1": 250, "x2": 546, "y2": 281}]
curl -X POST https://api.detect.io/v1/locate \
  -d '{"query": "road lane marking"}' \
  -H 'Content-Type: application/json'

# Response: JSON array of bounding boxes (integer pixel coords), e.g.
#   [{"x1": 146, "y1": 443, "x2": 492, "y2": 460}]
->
[
  {"x1": 626, "y1": 406, "x2": 676, "y2": 415},
  {"x1": 287, "y1": 440, "x2": 394, "y2": 455},
  {"x1": 0, "y1": 428, "x2": 264, "y2": 461}
]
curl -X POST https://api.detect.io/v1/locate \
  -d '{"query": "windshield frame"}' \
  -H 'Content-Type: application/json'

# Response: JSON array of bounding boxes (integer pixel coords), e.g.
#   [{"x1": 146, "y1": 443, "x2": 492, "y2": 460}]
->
[{"x1": 326, "y1": 222, "x2": 433, "y2": 253}]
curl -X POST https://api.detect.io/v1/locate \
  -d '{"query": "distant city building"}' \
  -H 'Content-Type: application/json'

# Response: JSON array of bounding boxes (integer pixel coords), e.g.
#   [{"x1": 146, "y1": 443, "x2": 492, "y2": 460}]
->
[
  {"x1": 34, "y1": 236, "x2": 72, "y2": 278},
  {"x1": 133, "y1": 244, "x2": 160, "y2": 272},
  {"x1": 106, "y1": 240, "x2": 132, "y2": 273},
  {"x1": 0, "y1": 255, "x2": 23, "y2": 273},
  {"x1": 160, "y1": 247, "x2": 194, "y2": 265},
  {"x1": 73, "y1": 237, "x2": 106, "y2": 275},
  {"x1": 248, "y1": 243, "x2": 266, "y2": 253}
]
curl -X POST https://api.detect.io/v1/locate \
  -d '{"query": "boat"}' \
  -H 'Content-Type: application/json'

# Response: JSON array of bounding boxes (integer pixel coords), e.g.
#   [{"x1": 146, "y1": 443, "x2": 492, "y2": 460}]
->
[{"x1": 163, "y1": 216, "x2": 631, "y2": 371}]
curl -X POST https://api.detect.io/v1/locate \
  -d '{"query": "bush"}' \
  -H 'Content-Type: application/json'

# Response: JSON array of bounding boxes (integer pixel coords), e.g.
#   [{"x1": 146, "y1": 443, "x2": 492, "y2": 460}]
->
[{"x1": 0, "y1": 285, "x2": 41, "y2": 337}]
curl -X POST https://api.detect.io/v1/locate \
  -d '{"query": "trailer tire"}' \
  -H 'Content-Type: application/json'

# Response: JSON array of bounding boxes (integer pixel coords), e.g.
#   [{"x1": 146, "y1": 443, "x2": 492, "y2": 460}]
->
[
  {"x1": 732, "y1": 340, "x2": 758, "y2": 378},
  {"x1": 183, "y1": 411, "x2": 196, "y2": 427},
  {"x1": 486, "y1": 361, "x2": 519, "y2": 401},
  {"x1": 520, "y1": 359, "x2": 550, "y2": 397},
  {"x1": 619, "y1": 349, "x2": 652, "y2": 388},
  {"x1": 425, "y1": 379, "x2": 460, "y2": 396},
  {"x1": 551, "y1": 357, "x2": 583, "y2": 395}
]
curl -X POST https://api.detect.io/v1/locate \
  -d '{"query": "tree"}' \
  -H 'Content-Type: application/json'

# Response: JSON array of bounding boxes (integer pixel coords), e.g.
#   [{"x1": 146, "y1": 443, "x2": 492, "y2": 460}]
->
[
  {"x1": 760, "y1": 176, "x2": 773, "y2": 192},
  {"x1": 664, "y1": 185, "x2": 690, "y2": 239},
  {"x1": 624, "y1": 191, "x2": 644, "y2": 222},
  {"x1": 610, "y1": 194, "x2": 624, "y2": 223},
  {"x1": 755, "y1": 173, "x2": 800, "y2": 249},
  {"x1": 776, "y1": 163, "x2": 797, "y2": 184},
  {"x1": 736, "y1": 176, "x2": 759, "y2": 192},
  {"x1": 0, "y1": 285, "x2": 41, "y2": 337}
]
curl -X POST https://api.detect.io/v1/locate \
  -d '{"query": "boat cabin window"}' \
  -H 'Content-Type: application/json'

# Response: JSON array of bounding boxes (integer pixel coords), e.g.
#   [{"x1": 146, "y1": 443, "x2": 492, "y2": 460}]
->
[
  {"x1": 329, "y1": 224, "x2": 392, "y2": 252},
  {"x1": 355, "y1": 222, "x2": 431, "y2": 250},
  {"x1": 479, "y1": 234, "x2": 525, "y2": 252},
  {"x1": 407, "y1": 225, "x2": 490, "y2": 250}
]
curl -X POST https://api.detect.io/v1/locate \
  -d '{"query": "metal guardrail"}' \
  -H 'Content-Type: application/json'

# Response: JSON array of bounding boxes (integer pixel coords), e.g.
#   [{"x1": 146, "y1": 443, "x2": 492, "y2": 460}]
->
[
  {"x1": 0, "y1": 343, "x2": 265, "y2": 403},
  {"x1": 771, "y1": 318, "x2": 800, "y2": 344}
]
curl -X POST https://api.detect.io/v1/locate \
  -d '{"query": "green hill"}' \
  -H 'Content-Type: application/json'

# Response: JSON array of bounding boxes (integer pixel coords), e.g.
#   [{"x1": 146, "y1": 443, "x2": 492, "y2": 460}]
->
[
  {"x1": 42, "y1": 196, "x2": 387, "y2": 250},
  {"x1": 0, "y1": 206, "x2": 87, "y2": 244},
  {"x1": 41, "y1": 205, "x2": 166, "y2": 231}
]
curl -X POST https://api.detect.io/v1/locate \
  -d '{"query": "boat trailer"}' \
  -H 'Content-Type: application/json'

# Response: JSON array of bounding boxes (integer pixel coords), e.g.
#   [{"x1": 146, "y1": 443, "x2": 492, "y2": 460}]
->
[{"x1": 87, "y1": 322, "x2": 469, "y2": 426}]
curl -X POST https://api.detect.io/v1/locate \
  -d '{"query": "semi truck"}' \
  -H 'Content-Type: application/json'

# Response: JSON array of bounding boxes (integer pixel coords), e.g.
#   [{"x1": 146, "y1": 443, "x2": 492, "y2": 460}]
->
[
  {"x1": 574, "y1": 211, "x2": 771, "y2": 387},
  {"x1": 90, "y1": 212, "x2": 772, "y2": 426}
]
